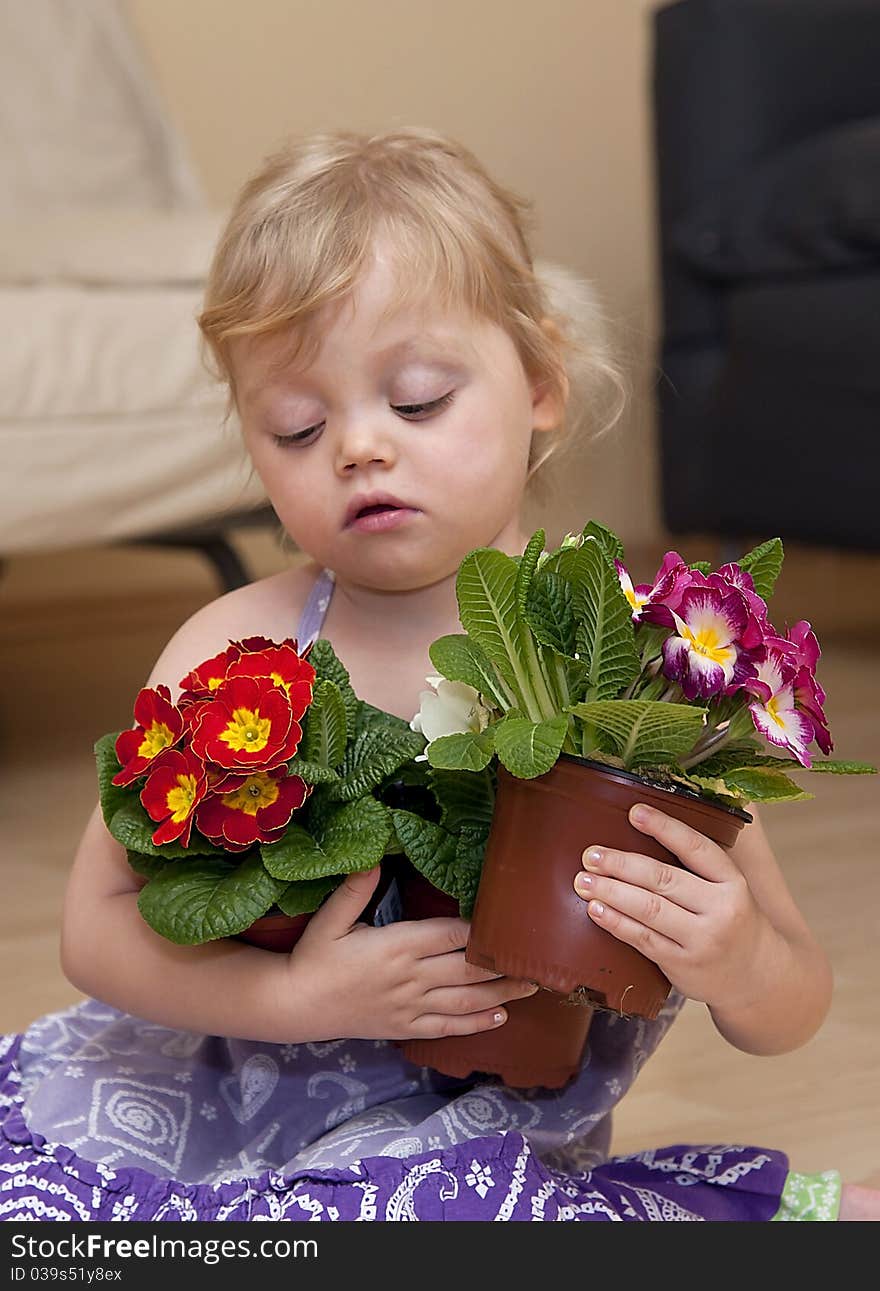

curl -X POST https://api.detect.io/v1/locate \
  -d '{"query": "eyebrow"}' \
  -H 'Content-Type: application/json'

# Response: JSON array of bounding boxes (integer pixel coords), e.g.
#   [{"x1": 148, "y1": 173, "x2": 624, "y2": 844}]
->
[{"x1": 369, "y1": 334, "x2": 472, "y2": 364}]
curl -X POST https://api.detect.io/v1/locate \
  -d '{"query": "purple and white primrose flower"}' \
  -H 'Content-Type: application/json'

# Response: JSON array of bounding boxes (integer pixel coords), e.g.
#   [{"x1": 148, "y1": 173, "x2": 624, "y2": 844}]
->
[
  {"x1": 615, "y1": 550, "x2": 692, "y2": 625},
  {"x1": 661, "y1": 575, "x2": 764, "y2": 701},
  {"x1": 786, "y1": 620, "x2": 833, "y2": 755},
  {"x1": 744, "y1": 641, "x2": 819, "y2": 767},
  {"x1": 713, "y1": 562, "x2": 771, "y2": 628}
]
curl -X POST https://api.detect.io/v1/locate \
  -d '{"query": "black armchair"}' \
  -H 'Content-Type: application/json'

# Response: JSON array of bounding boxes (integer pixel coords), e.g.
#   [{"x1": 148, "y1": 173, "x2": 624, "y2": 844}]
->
[{"x1": 651, "y1": 0, "x2": 880, "y2": 552}]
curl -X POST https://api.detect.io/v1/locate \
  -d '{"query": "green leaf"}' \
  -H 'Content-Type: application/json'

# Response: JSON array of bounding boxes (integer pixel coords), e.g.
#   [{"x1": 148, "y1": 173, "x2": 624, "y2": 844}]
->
[
  {"x1": 568, "y1": 700, "x2": 706, "y2": 769},
  {"x1": 800, "y1": 759, "x2": 877, "y2": 775},
  {"x1": 428, "y1": 635, "x2": 510, "y2": 709},
  {"x1": 95, "y1": 732, "x2": 131, "y2": 827},
  {"x1": 277, "y1": 876, "x2": 339, "y2": 917},
  {"x1": 453, "y1": 827, "x2": 488, "y2": 918},
  {"x1": 302, "y1": 679, "x2": 348, "y2": 769},
  {"x1": 717, "y1": 767, "x2": 813, "y2": 804},
  {"x1": 108, "y1": 798, "x2": 226, "y2": 859},
  {"x1": 260, "y1": 821, "x2": 326, "y2": 879},
  {"x1": 455, "y1": 548, "x2": 524, "y2": 698},
  {"x1": 493, "y1": 710, "x2": 569, "y2": 778},
  {"x1": 332, "y1": 726, "x2": 425, "y2": 801},
  {"x1": 524, "y1": 570, "x2": 577, "y2": 658},
  {"x1": 737, "y1": 537, "x2": 784, "y2": 602},
  {"x1": 426, "y1": 728, "x2": 495, "y2": 772},
  {"x1": 427, "y1": 766, "x2": 496, "y2": 833},
  {"x1": 389, "y1": 810, "x2": 462, "y2": 905},
  {"x1": 695, "y1": 749, "x2": 875, "y2": 780},
  {"x1": 136, "y1": 852, "x2": 288, "y2": 945},
  {"x1": 286, "y1": 757, "x2": 342, "y2": 786},
  {"x1": 261, "y1": 797, "x2": 392, "y2": 880},
  {"x1": 306, "y1": 638, "x2": 360, "y2": 732},
  {"x1": 566, "y1": 541, "x2": 639, "y2": 701},
  {"x1": 514, "y1": 529, "x2": 546, "y2": 617},
  {"x1": 696, "y1": 748, "x2": 791, "y2": 777},
  {"x1": 354, "y1": 699, "x2": 419, "y2": 740},
  {"x1": 689, "y1": 560, "x2": 712, "y2": 575},
  {"x1": 580, "y1": 520, "x2": 625, "y2": 563}
]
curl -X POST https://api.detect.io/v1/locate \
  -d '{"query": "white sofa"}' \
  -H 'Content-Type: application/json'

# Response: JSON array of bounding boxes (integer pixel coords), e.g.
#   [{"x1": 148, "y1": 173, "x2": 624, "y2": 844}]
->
[{"x1": 0, "y1": 0, "x2": 268, "y2": 588}]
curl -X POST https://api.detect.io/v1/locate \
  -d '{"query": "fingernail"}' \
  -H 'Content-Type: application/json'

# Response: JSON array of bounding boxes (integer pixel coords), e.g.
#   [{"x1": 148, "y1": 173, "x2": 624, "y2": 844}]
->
[
  {"x1": 589, "y1": 901, "x2": 605, "y2": 917},
  {"x1": 574, "y1": 874, "x2": 593, "y2": 894},
  {"x1": 630, "y1": 806, "x2": 649, "y2": 825},
  {"x1": 525, "y1": 983, "x2": 540, "y2": 994},
  {"x1": 582, "y1": 847, "x2": 603, "y2": 868},
  {"x1": 493, "y1": 1010, "x2": 507, "y2": 1025}
]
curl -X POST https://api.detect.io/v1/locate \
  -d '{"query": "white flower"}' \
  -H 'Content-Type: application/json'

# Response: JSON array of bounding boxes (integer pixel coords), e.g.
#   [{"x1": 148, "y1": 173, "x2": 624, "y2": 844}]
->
[{"x1": 410, "y1": 676, "x2": 493, "y2": 744}]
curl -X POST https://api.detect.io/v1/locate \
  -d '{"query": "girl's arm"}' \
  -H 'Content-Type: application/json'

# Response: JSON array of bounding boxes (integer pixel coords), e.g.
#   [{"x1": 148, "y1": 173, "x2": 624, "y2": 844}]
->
[
  {"x1": 573, "y1": 804, "x2": 832, "y2": 1056},
  {"x1": 61, "y1": 804, "x2": 298, "y2": 1041},
  {"x1": 702, "y1": 808, "x2": 832, "y2": 1054}
]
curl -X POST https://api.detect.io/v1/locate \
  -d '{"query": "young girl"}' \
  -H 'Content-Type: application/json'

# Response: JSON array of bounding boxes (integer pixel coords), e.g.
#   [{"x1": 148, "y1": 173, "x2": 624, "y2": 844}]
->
[{"x1": 2, "y1": 128, "x2": 876, "y2": 1222}]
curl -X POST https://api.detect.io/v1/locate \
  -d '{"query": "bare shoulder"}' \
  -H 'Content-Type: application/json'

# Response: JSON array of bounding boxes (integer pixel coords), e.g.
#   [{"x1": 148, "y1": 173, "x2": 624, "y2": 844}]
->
[{"x1": 145, "y1": 557, "x2": 322, "y2": 696}]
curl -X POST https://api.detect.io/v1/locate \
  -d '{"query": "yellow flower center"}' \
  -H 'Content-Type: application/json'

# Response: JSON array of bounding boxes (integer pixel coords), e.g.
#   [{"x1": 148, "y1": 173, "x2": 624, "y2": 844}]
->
[
  {"x1": 624, "y1": 587, "x2": 647, "y2": 612},
  {"x1": 222, "y1": 775, "x2": 280, "y2": 816},
  {"x1": 207, "y1": 675, "x2": 225, "y2": 691},
  {"x1": 138, "y1": 721, "x2": 175, "y2": 760},
  {"x1": 220, "y1": 707, "x2": 272, "y2": 754},
  {"x1": 166, "y1": 774, "x2": 199, "y2": 822},
  {"x1": 765, "y1": 695, "x2": 786, "y2": 729},
  {"x1": 681, "y1": 624, "x2": 734, "y2": 667}
]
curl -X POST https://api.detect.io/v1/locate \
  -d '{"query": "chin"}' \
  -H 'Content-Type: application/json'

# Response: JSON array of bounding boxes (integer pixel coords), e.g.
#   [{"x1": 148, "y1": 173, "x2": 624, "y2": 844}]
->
[{"x1": 335, "y1": 545, "x2": 460, "y2": 593}]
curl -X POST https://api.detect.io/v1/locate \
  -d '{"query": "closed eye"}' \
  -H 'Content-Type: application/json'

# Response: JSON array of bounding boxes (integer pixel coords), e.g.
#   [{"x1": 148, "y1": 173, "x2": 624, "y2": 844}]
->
[
  {"x1": 272, "y1": 391, "x2": 455, "y2": 447},
  {"x1": 392, "y1": 391, "x2": 455, "y2": 418},
  {"x1": 272, "y1": 423, "x2": 324, "y2": 447}
]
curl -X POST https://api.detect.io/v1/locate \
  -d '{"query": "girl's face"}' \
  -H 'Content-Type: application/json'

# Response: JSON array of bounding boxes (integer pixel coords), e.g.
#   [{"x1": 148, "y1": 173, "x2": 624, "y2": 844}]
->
[{"x1": 233, "y1": 248, "x2": 560, "y2": 592}]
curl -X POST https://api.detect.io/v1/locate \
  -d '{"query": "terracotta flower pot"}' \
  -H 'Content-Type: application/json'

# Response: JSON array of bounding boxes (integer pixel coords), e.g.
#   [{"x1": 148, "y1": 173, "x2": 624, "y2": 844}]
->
[
  {"x1": 237, "y1": 910, "x2": 312, "y2": 953},
  {"x1": 466, "y1": 755, "x2": 751, "y2": 1020},
  {"x1": 395, "y1": 862, "x2": 593, "y2": 1089}
]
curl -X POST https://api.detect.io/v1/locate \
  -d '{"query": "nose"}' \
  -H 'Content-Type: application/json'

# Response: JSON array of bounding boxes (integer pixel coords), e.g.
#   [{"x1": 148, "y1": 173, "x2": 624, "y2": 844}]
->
[{"x1": 334, "y1": 414, "x2": 397, "y2": 474}]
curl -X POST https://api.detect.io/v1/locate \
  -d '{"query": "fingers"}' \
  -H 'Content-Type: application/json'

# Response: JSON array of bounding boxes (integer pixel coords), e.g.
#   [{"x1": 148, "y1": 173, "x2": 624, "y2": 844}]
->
[
  {"x1": 574, "y1": 861, "x2": 690, "y2": 946},
  {"x1": 575, "y1": 843, "x2": 704, "y2": 917},
  {"x1": 399, "y1": 916, "x2": 473, "y2": 958},
  {"x1": 301, "y1": 866, "x2": 382, "y2": 940},
  {"x1": 627, "y1": 804, "x2": 733, "y2": 880},
  {"x1": 422, "y1": 976, "x2": 538, "y2": 1019},
  {"x1": 583, "y1": 900, "x2": 681, "y2": 965},
  {"x1": 412, "y1": 1005, "x2": 512, "y2": 1040},
  {"x1": 418, "y1": 949, "x2": 508, "y2": 989}
]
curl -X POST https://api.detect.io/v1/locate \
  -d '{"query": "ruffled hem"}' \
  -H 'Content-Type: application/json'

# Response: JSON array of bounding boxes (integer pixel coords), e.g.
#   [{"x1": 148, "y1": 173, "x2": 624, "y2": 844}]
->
[{"x1": 0, "y1": 1032, "x2": 796, "y2": 1221}]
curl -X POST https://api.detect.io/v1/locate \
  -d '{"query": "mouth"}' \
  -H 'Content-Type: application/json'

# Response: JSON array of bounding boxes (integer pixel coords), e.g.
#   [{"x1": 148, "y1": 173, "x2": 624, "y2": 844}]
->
[{"x1": 344, "y1": 494, "x2": 420, "y2": 529}]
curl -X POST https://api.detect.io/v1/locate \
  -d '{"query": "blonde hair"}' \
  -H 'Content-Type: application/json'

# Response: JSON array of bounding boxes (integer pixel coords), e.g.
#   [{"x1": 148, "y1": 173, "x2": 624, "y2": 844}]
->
[{"x1": 198, "y1": 127, "x2": 624, "y2": 489}]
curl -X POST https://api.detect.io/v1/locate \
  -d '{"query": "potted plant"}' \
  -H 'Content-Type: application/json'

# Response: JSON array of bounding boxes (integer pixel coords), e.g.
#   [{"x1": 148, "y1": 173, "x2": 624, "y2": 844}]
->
[
  {"x1": 408, "y1": 521, "x2": 876, "y2": 1019},
  {"x1": 97, "y1": 635, "x2": 423, "y2": 950},
  {"x1": 97, "y1": 634, "x2": 586, "y2": 1089},
  {"x1": 387, "y1": 764, "x2": 594, "y2": 1089}
]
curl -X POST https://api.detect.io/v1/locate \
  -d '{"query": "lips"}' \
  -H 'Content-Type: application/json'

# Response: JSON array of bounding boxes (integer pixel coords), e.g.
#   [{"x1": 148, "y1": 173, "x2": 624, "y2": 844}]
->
[{"x1": 343, "y1": 493, "x2": 417, "y2": 527}]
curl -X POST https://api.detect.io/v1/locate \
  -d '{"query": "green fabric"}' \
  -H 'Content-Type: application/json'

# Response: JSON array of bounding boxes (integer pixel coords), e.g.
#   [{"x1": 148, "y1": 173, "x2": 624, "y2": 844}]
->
[{"x1": 772, "y1": 1169, "x2": 842, "y2": 1221}]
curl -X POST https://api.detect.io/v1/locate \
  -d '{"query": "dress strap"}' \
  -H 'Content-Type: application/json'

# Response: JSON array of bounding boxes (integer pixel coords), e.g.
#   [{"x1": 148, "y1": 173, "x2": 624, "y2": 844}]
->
[{"x1": 296, "y1": 568, "x2": 336, "y2": 650}]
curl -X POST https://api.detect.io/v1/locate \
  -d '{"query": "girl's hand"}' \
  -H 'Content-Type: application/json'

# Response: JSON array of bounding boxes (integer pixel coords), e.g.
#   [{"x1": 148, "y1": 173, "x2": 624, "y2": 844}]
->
[
  {"x1": 572, "y1": 803, "x2": 780, "y2": 1012},
  {"x1": 286, "y1": 867, "x2": 538, "y2": 1042}
]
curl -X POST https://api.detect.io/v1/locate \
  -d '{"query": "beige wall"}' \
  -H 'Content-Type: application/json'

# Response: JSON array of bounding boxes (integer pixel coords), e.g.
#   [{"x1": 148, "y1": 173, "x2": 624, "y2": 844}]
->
[{"x1": 130, "y1": 0, "x2": 668, "y2": 547}]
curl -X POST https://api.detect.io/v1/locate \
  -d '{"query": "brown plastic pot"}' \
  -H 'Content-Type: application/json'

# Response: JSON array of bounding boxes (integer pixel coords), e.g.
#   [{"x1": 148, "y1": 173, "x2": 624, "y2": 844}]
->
[
  {"x1": 395, "y1": 862, "x2": 593, "y2": 1089},
  {"x1": 466, "y1": 755, "x2": 751, "y2": 1020}
]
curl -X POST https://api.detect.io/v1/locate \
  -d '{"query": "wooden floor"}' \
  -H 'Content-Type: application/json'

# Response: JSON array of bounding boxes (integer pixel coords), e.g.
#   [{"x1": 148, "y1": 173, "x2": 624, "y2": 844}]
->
[{"x1": 2, "y1": 529, "x2": 878, "y2": 1187}]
